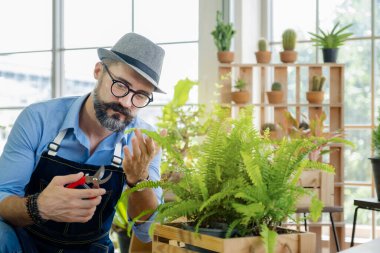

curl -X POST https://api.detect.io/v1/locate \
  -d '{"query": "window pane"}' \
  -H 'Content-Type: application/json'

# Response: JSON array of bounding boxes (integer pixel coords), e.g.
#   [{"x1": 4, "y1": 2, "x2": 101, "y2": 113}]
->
[
  {"x1": 0, "y1": 109, "x2": 22, "y2": 153},
  {"x1": 0, "y1": 1, "x2": 52, "y2": 52},
  {"x1": 134, "y1": 0, "x2": 198, "y2": 43},
  {"x1": 153, "y1": 43, "x2": 198, "y2": 104},
  {"x1": 376, "y1": 1, "x2": 380, "y2": 36},
  {"x1": 0, "y1": 53, "x2": 51, "y2": 107},
  {"x1": 63, "y1": 50, "x2": 98, "y2": 96},
  {"x1": 339, "y1": 40, "x2": 371, "y2": 125},
  {"x1": 319, "y1": 0, "x2": 370, "y2": 37},
  {"x1": 272, "y1": 0, "x2": 316, "y2": 41},
  {"x1": 64, "y1": 0, "x2": 132, "y2": 48},
  {"x1": 375, "y1": 40, "x2": 380, "y2": 112},
  {"x1": 344, "y1": 129, "x2": 372, "y2": 182}
]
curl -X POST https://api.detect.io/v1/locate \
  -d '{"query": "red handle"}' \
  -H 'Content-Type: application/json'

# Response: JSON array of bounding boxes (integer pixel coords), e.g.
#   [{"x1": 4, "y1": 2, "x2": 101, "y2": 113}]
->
[{"x1": 66, "y1": 176, "x2": 86, "y2": 189}]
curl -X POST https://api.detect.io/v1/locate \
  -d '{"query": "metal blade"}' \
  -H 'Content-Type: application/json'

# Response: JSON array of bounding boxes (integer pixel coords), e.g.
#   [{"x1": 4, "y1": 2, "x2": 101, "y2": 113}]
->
[
  {"x1": 94, "y1": 166, "x2": 105, "y2": 180},
  {"x1": 99, "y1": 172, "x2": 113, "y2": 185}
]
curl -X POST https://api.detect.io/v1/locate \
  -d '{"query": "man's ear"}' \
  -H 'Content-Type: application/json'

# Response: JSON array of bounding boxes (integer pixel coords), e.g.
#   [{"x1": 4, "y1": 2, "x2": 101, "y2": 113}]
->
[{"x1": 94, "y1": 62, "x2": 103, "y2": 80}]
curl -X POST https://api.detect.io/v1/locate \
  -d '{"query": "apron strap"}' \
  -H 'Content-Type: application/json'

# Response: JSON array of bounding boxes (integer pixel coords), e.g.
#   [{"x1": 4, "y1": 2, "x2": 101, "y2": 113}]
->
[
  {"x1": 112, "y1": 142, "x2": 123, "y2": 168},
  {"x1": 47, "y1": 128, "x2": 123, "y2": 167},
  {"x1": 47, "y1": 129, "x2": 68, "y2": 156}
]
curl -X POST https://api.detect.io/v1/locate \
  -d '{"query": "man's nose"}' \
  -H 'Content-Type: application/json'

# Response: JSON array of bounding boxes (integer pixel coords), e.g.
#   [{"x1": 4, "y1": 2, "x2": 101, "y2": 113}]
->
[{"x1": 118, "y1": 92, "x2": 133, "y2": 107}]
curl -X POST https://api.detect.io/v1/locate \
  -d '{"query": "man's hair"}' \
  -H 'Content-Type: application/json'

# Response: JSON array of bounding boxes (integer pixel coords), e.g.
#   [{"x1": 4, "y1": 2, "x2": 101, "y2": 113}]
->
[{"x1": 101, "y1": 58, "x2": 120, "y2": 73}]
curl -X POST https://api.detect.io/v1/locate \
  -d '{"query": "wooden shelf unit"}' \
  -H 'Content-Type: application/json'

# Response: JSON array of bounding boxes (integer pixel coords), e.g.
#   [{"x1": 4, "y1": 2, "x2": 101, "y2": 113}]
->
[{"x1": 219, "y1": 63, "x2": 345, "y2": 253}]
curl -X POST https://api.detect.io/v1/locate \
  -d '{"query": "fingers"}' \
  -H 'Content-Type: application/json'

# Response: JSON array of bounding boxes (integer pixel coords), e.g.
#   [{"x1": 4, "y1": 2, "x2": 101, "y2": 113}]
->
[
  {"x1": 65, "y1": 188, "x2": 106, "y2": 199},
  {"x1": 53, "y1": 172, "x2": 84, "y2": 186}
]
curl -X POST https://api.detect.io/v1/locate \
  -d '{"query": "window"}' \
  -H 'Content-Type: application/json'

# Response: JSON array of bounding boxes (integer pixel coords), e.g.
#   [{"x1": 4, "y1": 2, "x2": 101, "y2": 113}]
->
[
  {"x1": 271, "y1": 0, "x2": 378, "y2": 244},
  {"x1": 0, "y1": 0, "x2": 199, "y2": 150}
]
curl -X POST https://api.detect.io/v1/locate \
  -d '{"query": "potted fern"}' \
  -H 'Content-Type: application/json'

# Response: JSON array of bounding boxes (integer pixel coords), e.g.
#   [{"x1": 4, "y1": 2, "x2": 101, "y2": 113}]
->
[
  {"x1": 255, "y1": 38, "x2": 272, "y2": 64},
  {"x1": 124, "y1": 106, "x2": 337, "y2": 253},
  {"x1": 280, "y1": 29, "x2": 297, "y2": 63},
  {"x1": 211, "y1": 10, "x2": 236, "y2": 63},
  {"x1": 308, "y1": 22, "x2": 353, "y2": 63},
  {"x1": 371, "y1": 107, "x2": 380, "y2": 201},
  {"x1": 266, "y1": 81, "x2": 284, "y2": 104},
  {"x1": 306, "y1": 75, "x2": 326, "y2": 104},
  {"x1": 231, "y1": 78, "x2": 250, "y2": 104}
]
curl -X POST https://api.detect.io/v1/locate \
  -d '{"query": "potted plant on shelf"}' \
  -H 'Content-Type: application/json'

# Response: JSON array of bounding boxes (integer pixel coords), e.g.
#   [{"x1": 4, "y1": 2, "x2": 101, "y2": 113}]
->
[
  {"x1": 255, "y1": 38, "x2": 272, "y2": 64},
  {"x1": 231, "y1": 78, "x2": 250, "y2": 104},
  {"x1": 280, "y1": 29, "x2": 297, "y2": 63},
  {"x1": 124, "y1": 106, "x2": 336, "y2": 253},
  {"x1": 306, "y1": 75, "x2": 326, "y2": 104},
  {"x1": 308, "y1": 22, "x2": 353, "y2": 63},
  {"x1": 371, "y1": 107, "x2": 380, "y2": 201},
  {"x1": 266, "y1": 81, "x2": 284, "y2": 104},
  {"x1": 211, "y1": 10, "x2": 236, "y2": 64}
]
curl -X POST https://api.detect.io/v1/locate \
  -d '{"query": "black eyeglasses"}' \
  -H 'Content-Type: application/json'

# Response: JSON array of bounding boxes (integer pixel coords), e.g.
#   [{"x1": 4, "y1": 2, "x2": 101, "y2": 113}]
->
[{"x1": 101, "y1": 62, "x2": 153, "y2": 108}]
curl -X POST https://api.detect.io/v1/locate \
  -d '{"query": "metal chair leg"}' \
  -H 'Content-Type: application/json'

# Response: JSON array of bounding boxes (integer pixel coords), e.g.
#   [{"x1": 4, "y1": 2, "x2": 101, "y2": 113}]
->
[
  {"x1": 329, "y1": 212, "x2": 340, "y2": 252},
  {"x1": 350, "y1": 206, "x2": 360, "y2": 247}
]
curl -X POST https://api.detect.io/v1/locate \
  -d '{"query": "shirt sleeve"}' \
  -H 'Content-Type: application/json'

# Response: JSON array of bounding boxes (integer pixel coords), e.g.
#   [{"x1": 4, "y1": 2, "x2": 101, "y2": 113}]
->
[{"x1": 0, "y1": 107, "x2": 41, "y2": 203}]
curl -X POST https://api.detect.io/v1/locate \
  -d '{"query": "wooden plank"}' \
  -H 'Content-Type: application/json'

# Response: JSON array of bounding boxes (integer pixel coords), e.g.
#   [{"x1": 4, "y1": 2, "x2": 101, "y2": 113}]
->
[
  {"x1": 154, "y1": 224, "x2": 316, "y2": 253},
  {"x1": 274, "y1": 66, "x2": 288, "y2": 103},
  {"x1": 219, "y1": 66, "x2": 232, "y2": 104},
  {"x1": 299, "y1": 171, "x2": 321, "y2": 187},
  {"x1": 239, "y1": 67, "x2": 253, "y2": 103},
  {"x1": 320, "y1": 172, "x2": 335, "y2": 206}
]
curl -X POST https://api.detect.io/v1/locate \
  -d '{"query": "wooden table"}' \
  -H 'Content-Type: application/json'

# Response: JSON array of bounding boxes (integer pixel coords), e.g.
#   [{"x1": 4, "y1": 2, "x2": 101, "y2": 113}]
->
[{"x1": 341, "y1": 238, "x2": 380, "y2": 252}]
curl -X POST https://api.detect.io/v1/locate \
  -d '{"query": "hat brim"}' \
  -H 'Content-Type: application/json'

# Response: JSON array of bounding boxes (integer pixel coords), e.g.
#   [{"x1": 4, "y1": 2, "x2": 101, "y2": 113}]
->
[{"x1": 98, "y1": 48, "x2": 166, "y2": 94}]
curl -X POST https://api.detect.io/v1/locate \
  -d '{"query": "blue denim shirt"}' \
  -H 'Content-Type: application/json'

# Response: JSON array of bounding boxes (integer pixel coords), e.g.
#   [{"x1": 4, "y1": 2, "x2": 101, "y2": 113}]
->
[{"x1": 0, "y1": 94, "x2": 162, "y2": 242}]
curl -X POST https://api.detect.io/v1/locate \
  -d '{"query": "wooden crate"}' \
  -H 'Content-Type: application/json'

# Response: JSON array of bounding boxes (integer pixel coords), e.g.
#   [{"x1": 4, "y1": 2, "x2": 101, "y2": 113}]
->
[
  {"x1": 152, "y1": 224, "x2": 316, "y2": 253},
  {"x1": 296, "y1": 170, "x2": 334, "y2": 208}
]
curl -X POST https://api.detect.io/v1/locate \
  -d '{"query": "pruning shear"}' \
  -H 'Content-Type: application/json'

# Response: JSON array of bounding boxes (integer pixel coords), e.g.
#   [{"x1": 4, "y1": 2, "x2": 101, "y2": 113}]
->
[{"x1": 66, "y1": 166, "x2": 112, "y2": 189}]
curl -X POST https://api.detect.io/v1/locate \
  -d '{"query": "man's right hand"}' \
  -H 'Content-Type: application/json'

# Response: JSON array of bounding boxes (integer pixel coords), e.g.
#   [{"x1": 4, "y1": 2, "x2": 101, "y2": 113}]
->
[{"x1": 38, "y1": 172, "x2": 106, "y2": 223}]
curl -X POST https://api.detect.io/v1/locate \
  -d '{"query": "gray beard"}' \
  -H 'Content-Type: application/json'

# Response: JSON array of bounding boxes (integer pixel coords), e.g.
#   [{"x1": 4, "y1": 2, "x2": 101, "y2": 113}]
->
[{"x1": 92, "y1": 90, "x2": 134, "y2": 132}]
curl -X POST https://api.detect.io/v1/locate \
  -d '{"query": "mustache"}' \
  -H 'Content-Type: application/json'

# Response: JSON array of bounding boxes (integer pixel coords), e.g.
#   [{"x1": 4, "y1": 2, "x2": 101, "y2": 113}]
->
[{"x1": 101, "y1": 102, "x2": 131, "y2": 117}]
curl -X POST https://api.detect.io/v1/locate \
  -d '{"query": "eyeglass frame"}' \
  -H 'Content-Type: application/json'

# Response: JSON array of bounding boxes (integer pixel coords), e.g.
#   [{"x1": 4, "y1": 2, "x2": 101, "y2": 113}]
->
[{"x1": 101, "y1": 62, "x2": 154, "y2": 108}]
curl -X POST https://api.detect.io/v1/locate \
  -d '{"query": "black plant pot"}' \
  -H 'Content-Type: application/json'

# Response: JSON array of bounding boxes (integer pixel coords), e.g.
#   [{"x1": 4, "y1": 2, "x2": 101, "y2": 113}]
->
[
  {"x1": 115, "y1": 230, "x2": 131, "y2": 253},
  {"x1": 370, "y1": 158, "x2": 380, "y2": 201},
  {"x1": 322, "y1": 48, "x2": 339, "y2": 63},
  {"x1": 181, "y1": 223, "x2": 230, "y2": 253}
]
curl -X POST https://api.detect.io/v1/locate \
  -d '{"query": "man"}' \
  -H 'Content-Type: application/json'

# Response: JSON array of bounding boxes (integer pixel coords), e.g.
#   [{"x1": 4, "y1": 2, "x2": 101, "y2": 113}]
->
[{"x1": 0, "y1": 32, "x2": 165, "y2": 252}]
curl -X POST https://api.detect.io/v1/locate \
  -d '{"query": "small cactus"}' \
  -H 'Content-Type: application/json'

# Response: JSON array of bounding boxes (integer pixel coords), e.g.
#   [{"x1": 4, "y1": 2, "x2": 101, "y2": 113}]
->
[
  {"x1": 271, "y1": 82, "x2": 282, "y2": 91},
  {"x1": 311, "y1": 75, "x2": 326, "y2": 91},
  {"x1": 282, "y1": 29, "x2": 297, "y2": 51},
  {"x1": 258, "y1": 38, "x2": 267, "y2": 51}
]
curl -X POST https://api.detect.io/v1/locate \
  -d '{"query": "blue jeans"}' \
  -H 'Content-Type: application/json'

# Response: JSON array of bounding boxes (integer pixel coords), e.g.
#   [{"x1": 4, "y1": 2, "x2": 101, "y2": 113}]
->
[{"x1": 0, "y1": 220, "x2": 23, "y2": 253}]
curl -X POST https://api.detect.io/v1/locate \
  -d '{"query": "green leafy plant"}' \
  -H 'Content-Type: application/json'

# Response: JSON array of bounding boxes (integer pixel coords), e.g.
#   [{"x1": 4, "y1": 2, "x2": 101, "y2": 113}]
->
[
  {"x1": 373, "y1": 108, "x2": 380, "y2": 157},
  {"x1": 258, "y1": 38, "x2": 268, "y2": 51},
  {"x1": 211, "y1": 10, "x2": 236, "y2": 51},
  {"x1": 261, "y1": 123, "x2": 276, "y2": 132},
  {"x1": 234, "y1": 78, "x2": 247, "y2": 91},
  {"x1": 124, "y1": 106, "x2": 339, "y2": 253},
  {"x1": 155, "y1": 78, "x2": 210, "y2": 176},
  {"x1": 311, "y1": 75, "x2": 326, "y2": 91},
  {"x1": 271, "y1": 82, "x2": 282, "y2": 91},
  {"x1": 282, "y1": 29, "x2": 297, "y2": 51},
  {"x1": 308, "y1": 22, "x2": 353, "y2": 49}
]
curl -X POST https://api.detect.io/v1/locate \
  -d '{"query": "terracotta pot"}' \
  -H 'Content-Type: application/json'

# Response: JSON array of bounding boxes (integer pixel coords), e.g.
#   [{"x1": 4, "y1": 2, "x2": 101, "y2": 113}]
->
[
  {"x1": 255, "y1": 51, "x2": 272, "y2": 64},
  {"x1": 231, "y1": 91, "x2": 250, "y2": 104},
  {"x1": 217, "y1": 51, "x2": 234, "y2": 64},
  {"x1": 266, "y1": 91, "x2": 284, "y2": 104},
  {"x1": 280, "y1": 50, "x2": 298, "y2": 63},
  {"x1": 306, "y1": 91, "x2": 324, "y2": 104}
]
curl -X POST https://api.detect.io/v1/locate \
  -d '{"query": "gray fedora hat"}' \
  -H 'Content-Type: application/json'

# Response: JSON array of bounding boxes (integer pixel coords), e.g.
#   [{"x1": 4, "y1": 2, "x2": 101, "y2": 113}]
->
[{"x1": 98, "y1": 32, "x2": 166, "y2": 93}]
